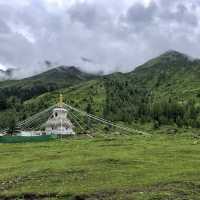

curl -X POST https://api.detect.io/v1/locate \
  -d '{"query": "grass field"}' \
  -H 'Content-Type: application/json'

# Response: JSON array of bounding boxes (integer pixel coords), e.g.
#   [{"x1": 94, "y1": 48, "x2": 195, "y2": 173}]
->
[{"x1": 0, "y1": 133, "x2": 200, "y2": 199}]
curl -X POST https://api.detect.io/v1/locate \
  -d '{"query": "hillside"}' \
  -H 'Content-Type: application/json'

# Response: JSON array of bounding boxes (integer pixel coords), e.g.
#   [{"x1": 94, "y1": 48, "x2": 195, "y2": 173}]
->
[
  {"x1": 129, "y1": 50, "x2": 200, "y2": 100},
  {"x1": 102, "y1": 50, "x2": 200, "y2": 127},
  {"x1": 0, "y1": 66, "x2": 98, "y2": 109},
  {"x1": 1, "y1": 50, "x2": 200, "y2": 130}
]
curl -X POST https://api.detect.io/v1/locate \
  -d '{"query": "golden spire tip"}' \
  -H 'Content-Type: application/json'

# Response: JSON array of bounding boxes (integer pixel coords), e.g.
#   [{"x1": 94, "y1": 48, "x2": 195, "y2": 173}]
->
[{"x1": 59, "y1": 93, "x2": 64, "y2": 107}]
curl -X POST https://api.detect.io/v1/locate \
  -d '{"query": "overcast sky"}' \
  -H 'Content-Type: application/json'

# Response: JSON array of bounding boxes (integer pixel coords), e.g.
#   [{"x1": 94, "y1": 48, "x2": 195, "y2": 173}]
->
[{"x1": 0, "y1": 0, "x2": 200, "y2": 77}]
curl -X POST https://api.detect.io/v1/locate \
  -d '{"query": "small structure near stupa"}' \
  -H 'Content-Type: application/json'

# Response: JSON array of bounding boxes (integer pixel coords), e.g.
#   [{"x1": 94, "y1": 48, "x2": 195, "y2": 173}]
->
[{"x1": 45, "y1": 94, "x2": 75, "y2": 135}]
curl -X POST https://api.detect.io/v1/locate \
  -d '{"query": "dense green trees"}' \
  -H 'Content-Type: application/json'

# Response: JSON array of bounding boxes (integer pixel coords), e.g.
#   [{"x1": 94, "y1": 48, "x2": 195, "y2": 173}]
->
[
  {"x1": 103, "y1": 77, "x2": 200, "y2": 128},
  {"x1": 150, "y1": 99, "x2": 200, "y2": 128},
  {"x1": 103, "y1": 77, "x2": 151, "y2": 122},
  {"x1": 1, "y1": 51, "x2": 200, "y2": 132},
  {"x1": 0, "y1": 110, "x2": 17, "y2": 134},
  {"x1": 1, "y1": 76, "x2": 200, "y2": 131},
  {"x1": 1, "y1": 68, "x2": 200, "y2": 131}
]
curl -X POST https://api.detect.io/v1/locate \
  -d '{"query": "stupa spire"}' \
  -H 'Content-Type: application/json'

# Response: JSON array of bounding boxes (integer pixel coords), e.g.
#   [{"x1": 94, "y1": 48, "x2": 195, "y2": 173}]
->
[
  {"x1": 59, "y1": 93, "x2": 64, "y2": 107},
  {"x1": 45, "y1": 93, "x2": 75, "y2": 135}
]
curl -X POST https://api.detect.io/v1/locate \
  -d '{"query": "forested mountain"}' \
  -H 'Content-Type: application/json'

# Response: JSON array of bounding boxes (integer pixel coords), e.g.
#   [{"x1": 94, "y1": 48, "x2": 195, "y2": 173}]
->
[
  {"x1": 1, "y1": 50, "x2": 200, "y2": 130},
  {"x1": 130, "y1": 50, "x2": 200, "y2": 99},
  {"x1": 0, "y1": 66, "x2": 98, "y2": 110},
  {"x1": 103, "y1": 50, "x2": 200, "y2": 128}
]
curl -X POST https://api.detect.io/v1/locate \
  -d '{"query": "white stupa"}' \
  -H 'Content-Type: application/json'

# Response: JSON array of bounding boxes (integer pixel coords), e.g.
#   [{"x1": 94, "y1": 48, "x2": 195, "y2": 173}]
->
[{"x1": 45, "y1": 94, "x2": 75, "y2": 135}]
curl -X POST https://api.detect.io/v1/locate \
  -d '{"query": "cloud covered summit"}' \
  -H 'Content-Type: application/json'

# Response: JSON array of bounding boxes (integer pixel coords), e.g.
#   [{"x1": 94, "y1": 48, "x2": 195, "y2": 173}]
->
[{"x1": 0, "y1": 0, "x2": 199, "y2": 78}]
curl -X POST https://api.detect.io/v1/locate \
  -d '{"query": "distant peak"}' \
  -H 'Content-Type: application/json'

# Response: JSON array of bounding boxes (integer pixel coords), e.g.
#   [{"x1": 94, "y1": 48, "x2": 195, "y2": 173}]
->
[
  {"x1": 66, "y1": 66, "x2": 81, "y2": 72},
  {"x1": 56, "y1": 66, "x2": 81, "y2": 73},
  {"x1": 165, "y1": 49, "x2": 180, "y2": 54},
  {"x1": 0, "y1": 68, "x2": 16, "y2": 76},
  {"x1": 160, "y1": 50, "x2": 190, "y2": 59},
  {"x1": 134, "y1": 50, "x2": 196, "y2": 71}
]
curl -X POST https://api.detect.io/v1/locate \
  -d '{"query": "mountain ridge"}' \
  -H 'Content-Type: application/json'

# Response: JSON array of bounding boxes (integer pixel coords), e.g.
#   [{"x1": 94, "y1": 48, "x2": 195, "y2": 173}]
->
[
  {"x1": 133, "y1": 50, "x2": 199, "y2": 72},
  {"x1": 0, "y1": 50, "x2": 197, "y2": 81},
  {"x1": 1, "y1": 50, "x2": 200, "y2": 130},
  {"x1": 1, "y1": 49, "x2": 199, "y2": 102},
  {"x1": 0, "y1": 65, "x2": 99, "y2": 103}
]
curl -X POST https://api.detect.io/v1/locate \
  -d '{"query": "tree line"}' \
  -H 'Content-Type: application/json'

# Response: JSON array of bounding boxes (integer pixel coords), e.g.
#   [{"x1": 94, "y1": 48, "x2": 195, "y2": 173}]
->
[
  {"x1": 1, "y1": 77, "x2": 200, "y2": 132},
  {"x1": 103, "y1": 77, "x2": 200, "y2": 128}
]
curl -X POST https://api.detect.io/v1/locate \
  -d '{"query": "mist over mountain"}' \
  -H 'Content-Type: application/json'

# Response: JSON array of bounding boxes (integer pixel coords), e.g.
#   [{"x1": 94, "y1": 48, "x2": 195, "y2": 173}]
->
[
  {"x1": 1, "y1": 0, "x2": 200, "y2": 79},
  {"x1": 0, "y1": 68, "x2": 16, "y2": 80},
  {"x1": 0, "y1": 50, "x2": 198, "y2": 81},
  {"x1": 0, "y1": 50, "x2": 199, "y2": 102}
]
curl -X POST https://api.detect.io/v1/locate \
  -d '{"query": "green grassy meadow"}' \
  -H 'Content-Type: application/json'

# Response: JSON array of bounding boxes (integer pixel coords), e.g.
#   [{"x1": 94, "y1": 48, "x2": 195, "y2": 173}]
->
[{"x1": 0, "y1": 134, "x2": 200, "y2": 199}]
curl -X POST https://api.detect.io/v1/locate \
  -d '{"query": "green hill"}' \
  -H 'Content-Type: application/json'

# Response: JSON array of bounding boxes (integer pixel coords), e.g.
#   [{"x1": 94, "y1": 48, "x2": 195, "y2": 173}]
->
[
  {"x1": 0, "y1": 66, "x2": 98, "y2": 109},
  {"x1": 102, "y1": 50, "x2": 200, "y2": 127},
  {"x1": 130, "y1": 50, "x2": 200, "y2": 99},
  {"x1": 1, "y1": 50, "x2": 200, "y2": 131}
]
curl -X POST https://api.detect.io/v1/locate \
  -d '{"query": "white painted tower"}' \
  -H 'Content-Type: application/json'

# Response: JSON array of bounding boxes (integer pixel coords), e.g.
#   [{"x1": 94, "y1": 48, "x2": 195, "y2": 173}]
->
[{"x1": 45, "y1": 94, "x2": 75, "y2": 135}]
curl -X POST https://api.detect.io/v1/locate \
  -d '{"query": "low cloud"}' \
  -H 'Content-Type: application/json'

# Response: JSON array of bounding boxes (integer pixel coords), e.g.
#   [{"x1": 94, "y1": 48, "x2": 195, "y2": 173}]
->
[
  {"x1": 0, "y1": 0, "x2": 200, "y2": 79},
  {"x1": 125, "y1": 1, "x2": 157, "y2": 29}
]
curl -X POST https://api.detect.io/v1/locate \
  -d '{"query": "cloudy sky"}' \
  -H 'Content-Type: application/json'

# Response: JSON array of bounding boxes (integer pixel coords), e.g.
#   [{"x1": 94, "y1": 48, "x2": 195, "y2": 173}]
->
[{"x1": 0, "y1": 0, "x2": 200, "y2": 77}]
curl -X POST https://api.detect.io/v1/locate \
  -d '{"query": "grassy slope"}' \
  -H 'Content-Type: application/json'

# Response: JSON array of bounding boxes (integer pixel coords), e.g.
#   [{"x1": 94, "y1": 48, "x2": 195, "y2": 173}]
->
[
  {"x1": 129, "y1": 51, "x2": 200, "y2": 101},
  {"x1": 0, "y1": 134, "x2": 200, "y2": 199},
  {"x1": 0, "y1": 66, "x2": 97, "y2": 89},
  {"x1": 24, "y1": 79, "x2": 106, "y2": 117},
  {"x1": 0, "y1": 66, "x2": 98, "y2": 103}
]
